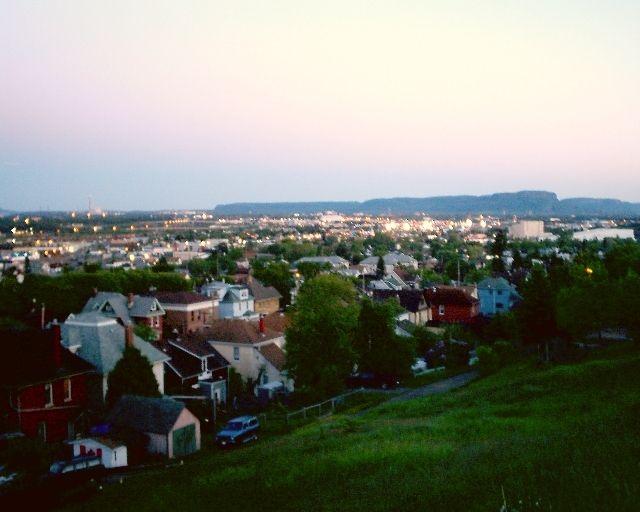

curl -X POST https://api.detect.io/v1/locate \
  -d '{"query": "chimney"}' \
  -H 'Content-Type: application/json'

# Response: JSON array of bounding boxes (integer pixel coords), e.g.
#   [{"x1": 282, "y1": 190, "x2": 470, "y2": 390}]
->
[
  {"x1": 92, "y1": 287, "x2": 99, "y2": 297},
  {"x1": 52, "y1": 321, "x2": 62, "y2": 369},
  {"x1": 125, "y1": 324, "x2": 134, "y2": 348},
  {"x1": 128, "y1": 292, "x2": 134, "y2": 308},
  {"x1": 259, "y1": 315, "x2": 265, "y2": 334}
]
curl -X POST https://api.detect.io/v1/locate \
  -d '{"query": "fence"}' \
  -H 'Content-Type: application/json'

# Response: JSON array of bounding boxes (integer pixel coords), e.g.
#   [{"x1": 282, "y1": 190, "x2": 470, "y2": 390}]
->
[{"x1": 283, "y1": 388, "x2": 364, "y2": 425}]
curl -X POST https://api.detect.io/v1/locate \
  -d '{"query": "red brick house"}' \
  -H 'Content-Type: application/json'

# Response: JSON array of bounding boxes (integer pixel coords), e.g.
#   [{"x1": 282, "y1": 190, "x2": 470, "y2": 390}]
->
[
  {"x1": 424, "y1": 285, "x2": 480, "y2": 324},
  {"x1": 155, "y1": 291, "x2": 219, "y2": 337},
  {"x1": 0, "y1": 326, "x2": 94, "y2": 443}
]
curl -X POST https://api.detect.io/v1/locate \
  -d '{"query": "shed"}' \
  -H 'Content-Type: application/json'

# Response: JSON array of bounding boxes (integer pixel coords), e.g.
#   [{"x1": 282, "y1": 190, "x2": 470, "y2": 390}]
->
[
  {"x1": 107, "y1": 395, "x2": 200, "y2": 458},
  {"x1": 70, "y1": 437, "x2": 128, "y2": 468}
]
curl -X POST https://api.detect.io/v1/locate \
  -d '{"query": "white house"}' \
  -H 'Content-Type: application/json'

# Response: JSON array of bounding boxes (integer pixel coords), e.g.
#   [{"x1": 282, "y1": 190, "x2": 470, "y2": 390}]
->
[{"x1": 70, "y1": 437, "x2": 128, "y2": 469}]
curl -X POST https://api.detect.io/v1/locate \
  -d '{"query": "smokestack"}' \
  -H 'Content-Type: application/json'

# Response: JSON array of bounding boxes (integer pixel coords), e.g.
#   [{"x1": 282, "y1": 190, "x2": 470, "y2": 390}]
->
[
  {"x1": 259, "y1": 315, "x2": 265, "y2": 334},
  {"x1": 128, "y1": 293, "x2": 134, "y2": 308},
  {"x1": 125, "y1": 324, "x2": 134, "y2": 348},
  {"x1": 52, "y1": 322, "x2": 62, "y2": 369}
]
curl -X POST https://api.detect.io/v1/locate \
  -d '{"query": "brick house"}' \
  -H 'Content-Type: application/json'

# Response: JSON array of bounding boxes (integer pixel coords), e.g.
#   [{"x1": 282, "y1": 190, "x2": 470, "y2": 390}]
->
[
  {"x1": 155, "y1": 291, "x2": 219, "y2": 336},
  {"x1": 424, "y1": 285, "x2": 480, "y2": 324},
  {"x1": 242, "y1": 276, "x2": 282, "y2": 315},
  {"x1": 0, "y1": 326, "x2": 94, "y2": 443}
]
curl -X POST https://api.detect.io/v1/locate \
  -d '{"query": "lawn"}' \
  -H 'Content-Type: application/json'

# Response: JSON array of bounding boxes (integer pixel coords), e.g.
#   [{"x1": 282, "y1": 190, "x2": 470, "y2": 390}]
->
[{"x1": 62, "y1": 346, "x2": 640, "y2": 512}]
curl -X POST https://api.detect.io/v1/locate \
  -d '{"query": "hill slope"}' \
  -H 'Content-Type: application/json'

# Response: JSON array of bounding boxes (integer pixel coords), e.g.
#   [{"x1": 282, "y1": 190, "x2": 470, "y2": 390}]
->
[{"x1": 65, "y1": 348, "x2": 640, "y2": 512}]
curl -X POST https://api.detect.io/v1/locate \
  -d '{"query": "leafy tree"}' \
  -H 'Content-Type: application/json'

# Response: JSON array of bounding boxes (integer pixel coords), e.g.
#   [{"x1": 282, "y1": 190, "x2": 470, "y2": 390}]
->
[
  {"x1": 152, "y1": 256, "x2": 174, "y2": 273},
  {"x1": 251, "y1": 260, "x2": 295, "y2": 306},
  {"x1": 106, "y1": 346, "x2": 160, "y2": 408},
  {"x1": 353, "y1": 299, "x2": 416, "y2": 379},
  {"x1": 376, "y1": 256, "x2": 385, "y2": 278},
  {"x1": 296, "y1": 261, "x2": 331, "y2": 281},
  {"x1": 489, "y1": 229, "x2": 508, "y2": 274},
  {"x1": 516, "y1": 265, "x2": 557, "y2": 360},
  {"x1": 285, "y1": 275, "x2": 359, "y2": 399},
  {"x1": 134, "y1": 323, "x2": 157, "y2": 342}
]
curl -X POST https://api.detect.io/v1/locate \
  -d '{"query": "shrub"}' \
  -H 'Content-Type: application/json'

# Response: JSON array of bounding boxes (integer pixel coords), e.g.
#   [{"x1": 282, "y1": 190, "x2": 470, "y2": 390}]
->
[
  {"x1": 477, "y1": 345, "x2": 500, "y2": 375},
  {"x1": 493, "y1": 339, "x2": 515, "y2": 366}
]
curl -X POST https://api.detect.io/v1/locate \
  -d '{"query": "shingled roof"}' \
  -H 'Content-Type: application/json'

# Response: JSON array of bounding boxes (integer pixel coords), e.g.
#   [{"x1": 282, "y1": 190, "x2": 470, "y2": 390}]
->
[
  {"x1": 107, "y1": 395, "x2": 187, "y2": 435},
  {"x1": 205, "y1": 319, "x2": 282, "y2": 344},
  {"x1": 259, "y1": 343, "x2": 287, "y2": 371},
  {"x1": 0, "y1": 329, "x2": 95, "y2": 389},
  {"x1": 246, "y1": 278, "x2": 281, "y2": 301},
  {"x1": 424, "y1": 286, "x2": 479, "y2": 306},
  {"x1": 372, "y1": 289, "x2": 428, "y2": 313},
  {"x1": 155, "y1": 291, "x2": 214, "y2": 305}
]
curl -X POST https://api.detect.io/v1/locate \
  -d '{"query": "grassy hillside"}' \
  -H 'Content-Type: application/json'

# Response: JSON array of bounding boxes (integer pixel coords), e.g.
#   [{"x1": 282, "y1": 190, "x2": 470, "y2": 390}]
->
[{"x1": 64, "y1": 347, "x2": 640, "y2": 512}]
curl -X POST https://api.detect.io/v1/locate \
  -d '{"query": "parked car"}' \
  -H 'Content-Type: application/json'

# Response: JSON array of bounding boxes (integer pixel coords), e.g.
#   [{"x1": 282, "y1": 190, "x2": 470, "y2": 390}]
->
[
  {"x1": 346, "y1": 372, "x2": 401, "y2": 390},
  {"x1": 215, "y1": 416, "x2": 260, "y2": 447}
]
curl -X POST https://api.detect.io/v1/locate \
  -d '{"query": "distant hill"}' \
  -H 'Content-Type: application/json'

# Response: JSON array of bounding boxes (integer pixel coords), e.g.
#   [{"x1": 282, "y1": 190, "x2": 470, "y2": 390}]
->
[{"x1": 214, "y1": 191, "x2": 640, "y2": 217}]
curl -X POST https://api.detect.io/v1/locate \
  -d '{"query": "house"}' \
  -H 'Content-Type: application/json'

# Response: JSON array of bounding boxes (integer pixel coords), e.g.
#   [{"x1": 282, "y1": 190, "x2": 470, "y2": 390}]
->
[
  {"x1": 70, "y1": 437, "x2": 128, "y2": 468},
  {"x1": 62, "y1": 313, "x2": 169, "y2": 409},
  {"x1": 368, "y1": 270, "x2": 409, "y2": 291},
  {"x1": 0, "y1": 325, "x2": 94, "y2": 443},
  {"x1": 155, "y1": 291, "x2": 219, "y2": 336},
  {"x1": 107, "y1": 395, "x2": 201, "y2": 458},
  {"x1": 243, "y1": 275, "x2": 282, "y2": 314},
  {"x1": 164, "y1": 337, "x2": 230, "y2": 402},
  {"x1": 477, "y1": 277, "x2": 521, "y2": 316},
  {"x1": 205, "y1": 318, "x2": 293, "y2": 394},
  {"x1": 295, "y1": 256, "x2": 350, "y2": 270},
  {"x1": 218, "y1": 286, "x2": 258, "y2": 320},
  {"x1": 372, "y1": 289, "x2": 432, "y2": 325},
  {"x1": 83, "y1": 291, "x2": 166, "y2": 341},
  {"x1": 424, "y1": 285, "x2": 480, "y2": 324},
  {"x1": 360, "y1": 252, "x2": 419, "y2": 274}
]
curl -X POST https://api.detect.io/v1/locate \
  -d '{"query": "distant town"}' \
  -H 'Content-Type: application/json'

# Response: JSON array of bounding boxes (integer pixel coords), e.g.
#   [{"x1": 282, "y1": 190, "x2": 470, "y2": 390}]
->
[{"x1": 1, "y1": 203, "x2": 639, "y2": 507}]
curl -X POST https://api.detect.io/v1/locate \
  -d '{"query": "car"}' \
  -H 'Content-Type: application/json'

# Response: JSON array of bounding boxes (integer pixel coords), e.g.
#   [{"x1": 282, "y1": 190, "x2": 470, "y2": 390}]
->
[
  {"x1": 346, "y1": 372, "x2": 401, "y2": 390},
  {"x1": 215, "y1": 416, "x2": 260, "y2": 447}
]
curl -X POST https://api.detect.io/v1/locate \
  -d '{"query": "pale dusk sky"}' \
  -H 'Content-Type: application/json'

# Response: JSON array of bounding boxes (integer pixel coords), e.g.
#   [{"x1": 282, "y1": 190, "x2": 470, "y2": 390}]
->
[{"x1": 1, "y1": 1, "x2": 639, "y2": 211}]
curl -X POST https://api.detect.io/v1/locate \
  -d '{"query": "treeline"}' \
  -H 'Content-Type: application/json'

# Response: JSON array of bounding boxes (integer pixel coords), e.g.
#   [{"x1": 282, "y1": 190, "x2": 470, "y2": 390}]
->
[{"x1": 0, "y1": 270, "x2": 190, "y2": 328}]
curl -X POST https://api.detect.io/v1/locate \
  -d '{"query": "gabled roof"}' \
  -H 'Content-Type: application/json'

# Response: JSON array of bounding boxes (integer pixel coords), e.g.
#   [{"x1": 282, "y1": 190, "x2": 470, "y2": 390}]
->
[
  {"x1": 62, "y1": 313, "x2": 169, "y2": 375},
  {"x1": 220, "y1": 286, "x2": 253, "y2": 304},
  {"x1": 0, "y1": 329, "x2": 95, "y2": 389},
  {"x1": 82, "y1": 292, "x2": 165, "y2": 326},
  {"x1": 372, "y1": 289, "x2": 428, "y2": 313},
  {"x1": 477, "y1": 277, "x2": 520, "y2": 297},
  {"x1": 205, "y1": 319, "x2": 283, "y2": 344},
  {"x1": 155, "y1": 291, "x2": 215, "y2": 306},
  {"x1": 263, "y1": 312, "x2": 289, "y2": 333},
  {"x1": 424, "y1": 286, "x2": 479, "y2": 306},
  {"x1": 246, "y1": 278, "x2": 281, "y2": 301},
  {"x1": 259, "y1": 343, "x2": 287, "y2": 371},
  {"x1": 107, "y1": 395, "x2": 187, "y2": 435},
  {"x1": 169, "y1": 337, "x2": 229, "y2": 365}
]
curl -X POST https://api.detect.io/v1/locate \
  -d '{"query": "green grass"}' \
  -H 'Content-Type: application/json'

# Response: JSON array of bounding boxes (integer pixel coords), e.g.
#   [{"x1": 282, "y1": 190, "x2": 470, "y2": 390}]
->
[{"x1": 62, "y1": 346, "x2": 640, "y2": 512}]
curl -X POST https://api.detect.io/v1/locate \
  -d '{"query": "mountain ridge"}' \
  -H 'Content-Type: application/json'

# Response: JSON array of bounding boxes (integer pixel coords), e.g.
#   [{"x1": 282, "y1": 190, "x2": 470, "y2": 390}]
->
[{"x1": 214, "y1": 190, "x2": 640, "y2": 216}]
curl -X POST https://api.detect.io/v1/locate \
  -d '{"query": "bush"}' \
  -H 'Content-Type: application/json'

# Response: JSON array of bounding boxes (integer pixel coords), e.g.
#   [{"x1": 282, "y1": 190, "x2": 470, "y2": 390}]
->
[
  {"x1": 476, "y1": 345, "x2": 500, "y2": 375},
  {"x1": 445, "y1": 340, "x2": 470, "y2": 369},
  {"x1": 493, "y1": 339, "x2": 515, "y2": 365}
]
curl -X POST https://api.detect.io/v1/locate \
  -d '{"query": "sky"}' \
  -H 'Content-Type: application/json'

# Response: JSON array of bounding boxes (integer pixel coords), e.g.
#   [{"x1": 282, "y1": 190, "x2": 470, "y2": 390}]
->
[{"x1": 1, "y1": 0, "x2": 639, "y2": 211}]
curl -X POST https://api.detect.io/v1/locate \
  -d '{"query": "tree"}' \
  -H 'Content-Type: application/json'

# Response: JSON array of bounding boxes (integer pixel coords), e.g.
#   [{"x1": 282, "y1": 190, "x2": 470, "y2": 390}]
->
[
  {"x1": 489, "y1": 229, "x2": 508, "y2": 274},
  {"x1": 285, "y1": 275, "x2": 359, "y2": 399},
  {"x1": 296, "y1": 261, "x2": 330, "y2": 281},
  {"x1": 516, "y1": 265, "x2": 557, "y2": 360},
  {"x1": 353, "y1": 299, "x2": 416, "y2": 379},
  {"x1": 251, "y1": 260, "x2": 295, "y2": 306},
  {"x1": 106, "y1": 346, "x2": 160, "y2": 407},
  {"x1": 376, "y1": 256, "x2": 385, "y2": 278},
  {"x1": 152, "y1": 256, "x2": 174, "y2": 273},
  {"x1": 134, "y1": 323, "x2": 157, "y2": 342}
]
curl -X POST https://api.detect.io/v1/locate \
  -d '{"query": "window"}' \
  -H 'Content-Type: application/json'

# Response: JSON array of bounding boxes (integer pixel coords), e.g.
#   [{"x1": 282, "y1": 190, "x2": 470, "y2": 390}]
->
[
  {"x1": 233, "y1": 347, "x2": 240, "y2": 361},
  {"x1": 191, "y1": 311, "x2": 195, "y2": 321},
  {"x1": 438, "y1": 305, "x2": 445, "y2": 316},
  {"x1": 64, "y1": 378, "x2": 72, "y2": 402},
  {"x1": 44, "y1": 383, "x2": 53, "y2": 407},
  {"x1": 263, "y1": 373, "x2": 269, "y2": 385}
]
